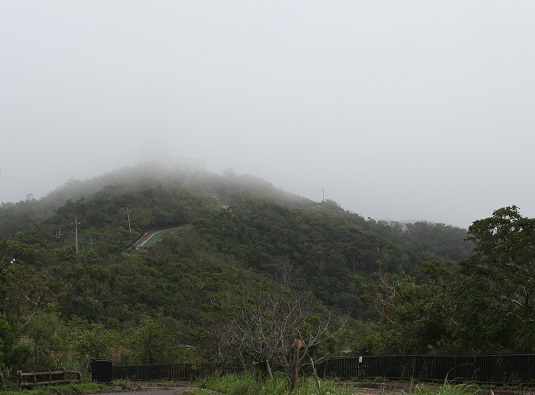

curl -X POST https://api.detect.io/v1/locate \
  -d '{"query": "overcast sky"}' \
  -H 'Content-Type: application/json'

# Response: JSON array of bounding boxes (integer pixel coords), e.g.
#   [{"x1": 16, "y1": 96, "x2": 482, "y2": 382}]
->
[{"x1": 1, "y1": 1, "x2": 534, "y2": 228}]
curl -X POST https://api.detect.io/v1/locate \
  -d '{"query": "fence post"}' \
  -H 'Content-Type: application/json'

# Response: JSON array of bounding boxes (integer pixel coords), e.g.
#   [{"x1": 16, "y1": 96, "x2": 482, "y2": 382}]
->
[{"x1": 92, "y1": 360, "x2": 113, "y2": 383}]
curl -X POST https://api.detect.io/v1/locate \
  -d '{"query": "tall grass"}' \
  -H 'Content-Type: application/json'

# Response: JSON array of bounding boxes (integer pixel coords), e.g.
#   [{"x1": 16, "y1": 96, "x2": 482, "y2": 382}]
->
[
  {"x1": 294, "y1": 377, "x2": 351, "y2": 395},
  {"x1": 192, "y1": 372, "x2": 484, "y2": 395},
  {"x1": 405, "y1": 379, "x2": 482, "y2": 395},
  {"x1": 193, "y1": 372, "x2": 350, "y2": 395}
]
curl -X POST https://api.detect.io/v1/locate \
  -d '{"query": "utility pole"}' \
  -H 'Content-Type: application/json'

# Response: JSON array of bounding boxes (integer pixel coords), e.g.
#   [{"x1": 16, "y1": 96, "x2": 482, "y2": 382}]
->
[
  {"x1": 322, "y1": 187, "x2": 325, "y2": 202},
  {"x1": 72, "y1": 216, "x2": 81, "y2": 254},
  {"x1": 126, "y1": 207, "x2": 132, "y2": 233}
]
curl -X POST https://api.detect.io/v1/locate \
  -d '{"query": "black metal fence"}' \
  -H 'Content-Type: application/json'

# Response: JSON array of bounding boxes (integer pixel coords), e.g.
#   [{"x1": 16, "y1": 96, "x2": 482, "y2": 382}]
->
[
  {"x1": 91, "y1": 360, "x2": 113, "y2": 383},
  {"x1": 112, "y1": 363, "x2": 194, "y2": 381},
  {"x1": 96, "y1": 354, "x2": 535, "y2": 385},
  {"x1": 317, "y1": 354, "x2": 535, "y2": 384}
]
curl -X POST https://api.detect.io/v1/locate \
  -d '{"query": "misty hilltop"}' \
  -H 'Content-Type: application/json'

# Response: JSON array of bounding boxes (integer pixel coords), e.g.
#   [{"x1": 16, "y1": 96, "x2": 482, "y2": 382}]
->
[
  {"x1": 0, "y1": 162, "x2": 468, "y2": 241},
  {"x1": 0, "y1": 162, "x2": 471, "y2": 318}
]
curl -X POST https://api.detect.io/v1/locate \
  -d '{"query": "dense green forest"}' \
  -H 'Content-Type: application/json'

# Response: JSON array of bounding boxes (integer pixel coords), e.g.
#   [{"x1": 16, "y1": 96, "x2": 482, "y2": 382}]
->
[{"x1": 0, "y1": 163, "x2": 533, "y2": 376}]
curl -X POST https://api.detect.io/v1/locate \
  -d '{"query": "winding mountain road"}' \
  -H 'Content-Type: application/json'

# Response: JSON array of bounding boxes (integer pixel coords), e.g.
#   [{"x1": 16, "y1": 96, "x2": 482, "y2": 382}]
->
[{"x1": 133, "y1": 228, "x2": 182, "y2": 250}]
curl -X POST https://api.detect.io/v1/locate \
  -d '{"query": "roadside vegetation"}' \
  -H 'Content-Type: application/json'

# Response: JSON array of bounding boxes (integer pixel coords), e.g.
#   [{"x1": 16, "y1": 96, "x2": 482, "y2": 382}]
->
[
  {"x1": 185, "y1": 373, "x2": 488, "y2": 395},
  {"x1": 187, "y1": 372, "x2": 351, "y2": 395}
]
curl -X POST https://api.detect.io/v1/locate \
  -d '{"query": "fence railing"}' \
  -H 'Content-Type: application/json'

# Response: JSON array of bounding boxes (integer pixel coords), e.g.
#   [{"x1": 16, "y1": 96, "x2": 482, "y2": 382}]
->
[
  {"x1": 103, "y1": 354, "x2": 535, "y2": 385},
  {"x1": 17, "y1": 369, "x2": 81, "y2": 388},
  {"x1": 111, "y1": 362, "x2": 244, "y2": 381},
  {"x1": 316, "y1": 354, "x2": 535, "y2": 384},
  {"x1": 112, "y1": 363, "x2": 193, "y2": 381}
]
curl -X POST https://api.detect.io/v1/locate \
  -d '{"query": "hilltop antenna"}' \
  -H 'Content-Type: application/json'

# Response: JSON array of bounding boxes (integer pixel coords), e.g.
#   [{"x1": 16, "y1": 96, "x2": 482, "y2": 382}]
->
[
  {"x1": 322, "y1": 187, "x2": 325, "y2": 202},
  {"x1": 72, "y1": 216, "x2": 81, "y2": 254}
]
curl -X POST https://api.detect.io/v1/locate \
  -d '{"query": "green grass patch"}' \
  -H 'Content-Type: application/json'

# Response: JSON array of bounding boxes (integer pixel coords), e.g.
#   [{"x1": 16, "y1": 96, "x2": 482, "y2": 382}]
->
[{"x1": 0, "y1": 382, "x2": 109, "y2": 395}]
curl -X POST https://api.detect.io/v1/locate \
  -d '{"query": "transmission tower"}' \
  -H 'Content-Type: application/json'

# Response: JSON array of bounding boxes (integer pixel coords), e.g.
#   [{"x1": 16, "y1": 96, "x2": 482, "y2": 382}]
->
[{"x1": 72, "y1": 216, "x2": 81, "y2": 254}]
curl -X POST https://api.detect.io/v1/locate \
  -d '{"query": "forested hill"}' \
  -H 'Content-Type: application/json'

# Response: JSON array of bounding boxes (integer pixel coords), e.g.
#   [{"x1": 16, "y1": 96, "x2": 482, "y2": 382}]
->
[
  {"x1": 0, "y1": 163, "x2": 477, "y2": 371},
  {"x1": 0, "y1": 163, "x2": 471, "y2": 317}
]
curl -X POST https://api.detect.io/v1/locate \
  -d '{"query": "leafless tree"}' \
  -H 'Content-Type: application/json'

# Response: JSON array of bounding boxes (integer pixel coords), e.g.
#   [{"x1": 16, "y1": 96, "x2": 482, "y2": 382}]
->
[{"x1": 214, "y1": 266, "x2": 341, "y2": 388}]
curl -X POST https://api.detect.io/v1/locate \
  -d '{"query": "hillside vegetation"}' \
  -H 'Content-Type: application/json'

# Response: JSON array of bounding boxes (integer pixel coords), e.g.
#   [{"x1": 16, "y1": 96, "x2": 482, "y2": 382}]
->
[{"x1": 0, "y1": 163, "x2": 532, "y2": 376}]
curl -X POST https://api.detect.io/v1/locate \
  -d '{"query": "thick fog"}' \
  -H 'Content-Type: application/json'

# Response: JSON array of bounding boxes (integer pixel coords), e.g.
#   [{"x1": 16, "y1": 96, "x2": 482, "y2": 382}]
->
[{"x1": 1, "y1": 1, "x2": 535, "y2": 228}]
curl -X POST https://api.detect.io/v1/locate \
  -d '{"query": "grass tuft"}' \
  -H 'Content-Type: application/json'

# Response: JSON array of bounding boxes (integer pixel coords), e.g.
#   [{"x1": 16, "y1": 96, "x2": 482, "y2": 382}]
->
[{"x1": 405, "y1": 379, "x2": 482, "y2": 395}]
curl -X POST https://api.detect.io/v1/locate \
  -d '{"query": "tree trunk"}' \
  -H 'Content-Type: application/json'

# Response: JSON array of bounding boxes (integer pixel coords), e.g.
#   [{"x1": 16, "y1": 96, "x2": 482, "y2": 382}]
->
[
  {"x1": 265, "y1": 359, "x2": 273, "y2": 380},
  {"x1": 220, "y1": 354, "x2": 228, "y2": 376},
  {"x1": 238, "y1": 350, "x2": 246, "y2": 371},
  {"x1": 291, "y1": 339, "x2": 304, "y2": 390}
]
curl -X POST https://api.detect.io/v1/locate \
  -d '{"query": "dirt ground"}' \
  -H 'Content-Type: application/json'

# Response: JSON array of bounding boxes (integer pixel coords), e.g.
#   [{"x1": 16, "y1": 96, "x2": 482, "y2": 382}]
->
[{"x1": 97, "y1": 382, "x2": 192, "y2": 395}]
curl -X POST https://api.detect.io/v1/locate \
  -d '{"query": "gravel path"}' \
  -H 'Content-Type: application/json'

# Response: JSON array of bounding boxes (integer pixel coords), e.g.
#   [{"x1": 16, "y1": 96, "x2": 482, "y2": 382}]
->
[{"x1": 97, "y1": 388, "x2": 190, "y2": 395}]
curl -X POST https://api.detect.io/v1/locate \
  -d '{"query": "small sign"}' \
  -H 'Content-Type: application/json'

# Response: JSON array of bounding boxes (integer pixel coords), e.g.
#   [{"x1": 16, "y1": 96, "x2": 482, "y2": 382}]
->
[{"x1": 359, "y1": 356, "x2": 363, "y2": 363}]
